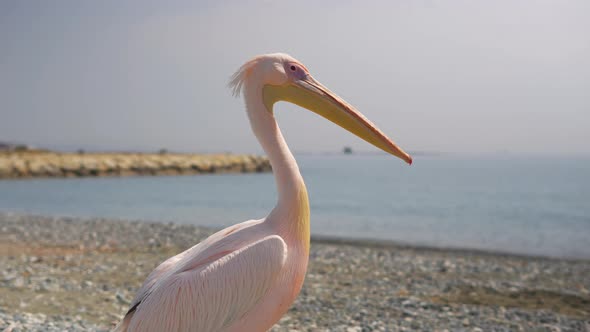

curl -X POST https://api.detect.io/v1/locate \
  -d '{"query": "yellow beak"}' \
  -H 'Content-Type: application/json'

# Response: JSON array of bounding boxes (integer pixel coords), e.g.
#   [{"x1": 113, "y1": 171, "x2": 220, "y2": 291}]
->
[{"x1": 262, "y1": 75, "x2": 412, "y2": 164}]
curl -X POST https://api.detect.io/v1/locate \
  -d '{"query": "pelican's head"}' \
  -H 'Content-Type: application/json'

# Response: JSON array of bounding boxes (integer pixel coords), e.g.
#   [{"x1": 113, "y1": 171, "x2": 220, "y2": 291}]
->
[{"x1": 230, "y1": 53, "x2": 412, "y2": 165}]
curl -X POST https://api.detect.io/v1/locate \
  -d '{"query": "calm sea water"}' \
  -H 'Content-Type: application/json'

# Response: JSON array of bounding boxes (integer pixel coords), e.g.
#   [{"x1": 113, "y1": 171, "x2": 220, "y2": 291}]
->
[{"x1": 0, "y1": 155, "x2": 589, "y2": 259}]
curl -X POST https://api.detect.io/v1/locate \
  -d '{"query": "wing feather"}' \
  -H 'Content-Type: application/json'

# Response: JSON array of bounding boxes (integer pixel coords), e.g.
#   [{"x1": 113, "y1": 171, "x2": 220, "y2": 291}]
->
[
  {"x1": 125, "y1": 220, "x2": 260, "y2": 317},
  {"x1": 126, "y1": 235, "x2": 287, "y2": 332}
]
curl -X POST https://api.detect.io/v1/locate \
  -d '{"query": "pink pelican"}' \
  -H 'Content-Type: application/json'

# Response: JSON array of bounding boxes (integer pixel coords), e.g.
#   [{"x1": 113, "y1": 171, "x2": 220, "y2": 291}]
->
[{"x1": 115, "y1": 53, "x2": 412, "y2": 332}]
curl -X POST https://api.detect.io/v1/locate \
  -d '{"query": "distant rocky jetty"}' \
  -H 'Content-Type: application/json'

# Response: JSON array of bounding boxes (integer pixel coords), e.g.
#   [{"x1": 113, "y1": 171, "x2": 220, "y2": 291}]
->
[
  {"x1": 0, "y1": 151, "x2": 271, "y2": 179},
  {"x1": 0, "y1": 141, "x2": 37, "y2": 152}
]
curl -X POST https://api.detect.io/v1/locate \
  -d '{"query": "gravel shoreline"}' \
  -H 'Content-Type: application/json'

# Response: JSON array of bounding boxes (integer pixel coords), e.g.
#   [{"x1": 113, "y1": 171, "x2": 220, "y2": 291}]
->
[{"x1": 1, "y1": 212, "x2": 588, "y2": 331}]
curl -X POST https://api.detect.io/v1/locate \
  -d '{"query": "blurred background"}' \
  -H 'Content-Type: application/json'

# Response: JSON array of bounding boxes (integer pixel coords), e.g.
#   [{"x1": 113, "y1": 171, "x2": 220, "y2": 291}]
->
[{"x1": 1, "y1": 0, "x2": 589, "y2": 258}]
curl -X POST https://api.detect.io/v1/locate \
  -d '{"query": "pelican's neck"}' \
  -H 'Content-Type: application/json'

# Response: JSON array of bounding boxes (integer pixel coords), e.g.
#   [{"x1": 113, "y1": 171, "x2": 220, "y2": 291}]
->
[{"x1": 244, "y1": 83, "x2": 305, "y2": 207}]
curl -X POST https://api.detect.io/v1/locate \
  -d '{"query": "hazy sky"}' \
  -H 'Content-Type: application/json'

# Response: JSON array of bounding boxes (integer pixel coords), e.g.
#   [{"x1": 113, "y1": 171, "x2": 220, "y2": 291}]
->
[{"x1": 1, "y1": 1, "x2": 589, "y2": 155}]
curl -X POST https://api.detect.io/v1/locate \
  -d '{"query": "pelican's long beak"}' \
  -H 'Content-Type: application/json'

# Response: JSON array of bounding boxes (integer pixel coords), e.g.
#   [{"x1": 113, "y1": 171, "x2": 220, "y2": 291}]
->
[{"x1": 263, "y1": 75, "x2": 412, "y2": 164}]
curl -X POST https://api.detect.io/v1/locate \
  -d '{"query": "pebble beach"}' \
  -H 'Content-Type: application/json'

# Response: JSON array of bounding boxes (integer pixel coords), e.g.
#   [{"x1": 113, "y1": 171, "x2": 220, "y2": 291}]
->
[{"x1": 0, "y1": 213, "x2": 588, "y2": 331}]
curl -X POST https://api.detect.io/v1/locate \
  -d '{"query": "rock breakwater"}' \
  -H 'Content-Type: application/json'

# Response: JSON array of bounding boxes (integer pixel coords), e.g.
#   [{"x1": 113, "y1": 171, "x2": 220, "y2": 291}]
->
[{"x1": 0, "y1": 151, "x2": 271, "y2": 179}]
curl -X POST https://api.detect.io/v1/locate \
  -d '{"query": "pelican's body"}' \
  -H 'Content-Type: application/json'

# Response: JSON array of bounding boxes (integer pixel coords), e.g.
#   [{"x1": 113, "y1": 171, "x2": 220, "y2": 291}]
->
[{"x1": 115, "y1": 53, "x2": 411, "y2": 332}]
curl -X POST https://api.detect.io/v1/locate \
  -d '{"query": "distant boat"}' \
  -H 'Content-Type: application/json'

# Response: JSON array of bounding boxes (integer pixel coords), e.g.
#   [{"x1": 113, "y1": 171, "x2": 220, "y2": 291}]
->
[{"x1": 343, "y1": 146, "x2": 353, "y2": 154}]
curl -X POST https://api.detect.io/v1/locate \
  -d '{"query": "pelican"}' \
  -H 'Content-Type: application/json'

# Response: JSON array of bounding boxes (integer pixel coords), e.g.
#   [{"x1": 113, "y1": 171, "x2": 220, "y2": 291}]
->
[{"x1": 115, "y1": 53, "x2": 412, "y2": 332}]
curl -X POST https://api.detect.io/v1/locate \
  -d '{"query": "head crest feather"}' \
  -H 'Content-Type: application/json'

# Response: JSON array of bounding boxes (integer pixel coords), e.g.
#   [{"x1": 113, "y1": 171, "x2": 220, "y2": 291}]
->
[{"x1": 228, "y1": 57, "x2": 261, "y2": 97}]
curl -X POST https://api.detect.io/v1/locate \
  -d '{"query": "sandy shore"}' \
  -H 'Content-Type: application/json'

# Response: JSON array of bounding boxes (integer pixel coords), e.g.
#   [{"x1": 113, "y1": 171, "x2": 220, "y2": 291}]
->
[{"x1": 0, "y1": 213, "x2": 588, "y2": 331}]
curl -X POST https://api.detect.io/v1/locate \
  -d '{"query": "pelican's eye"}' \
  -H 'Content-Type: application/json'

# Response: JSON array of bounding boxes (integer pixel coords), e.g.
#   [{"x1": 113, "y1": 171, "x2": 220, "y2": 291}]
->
[{"x1": 286, "y1": 63, "x2": 307, "y2": 80}]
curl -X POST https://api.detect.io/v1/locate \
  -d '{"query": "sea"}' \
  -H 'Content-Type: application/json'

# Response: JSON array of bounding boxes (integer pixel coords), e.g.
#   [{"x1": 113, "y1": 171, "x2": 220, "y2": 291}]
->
[{"x1": 1, "y1": 154, "x2": 589, "y2": 259}]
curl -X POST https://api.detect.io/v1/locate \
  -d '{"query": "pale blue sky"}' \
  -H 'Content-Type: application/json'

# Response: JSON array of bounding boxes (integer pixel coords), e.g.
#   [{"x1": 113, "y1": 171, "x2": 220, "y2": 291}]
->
[{"x1": 1, "y1": 1, "x2": 589, "y2": 155}]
